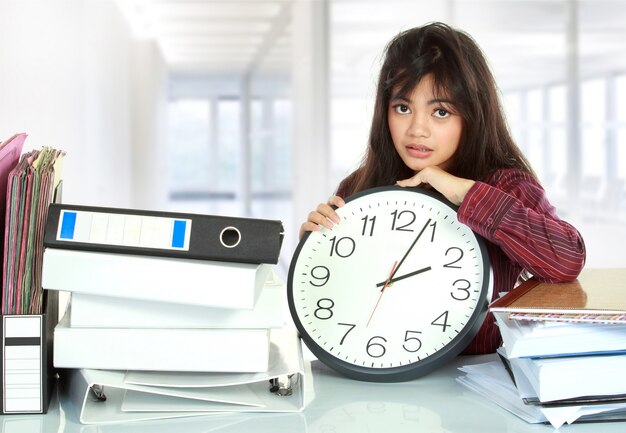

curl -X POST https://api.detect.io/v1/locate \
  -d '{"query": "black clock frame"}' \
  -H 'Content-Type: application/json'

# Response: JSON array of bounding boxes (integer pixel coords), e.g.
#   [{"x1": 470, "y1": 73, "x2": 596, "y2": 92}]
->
[{"x1": 287, "y1": 185, "x2": 492, "y2": 382}]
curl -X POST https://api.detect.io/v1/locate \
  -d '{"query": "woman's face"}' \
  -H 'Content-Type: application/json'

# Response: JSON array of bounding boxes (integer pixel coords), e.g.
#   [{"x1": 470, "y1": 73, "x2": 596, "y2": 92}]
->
[{"x1": 388, "y1": 74, "x2": 463, "y2": 173}]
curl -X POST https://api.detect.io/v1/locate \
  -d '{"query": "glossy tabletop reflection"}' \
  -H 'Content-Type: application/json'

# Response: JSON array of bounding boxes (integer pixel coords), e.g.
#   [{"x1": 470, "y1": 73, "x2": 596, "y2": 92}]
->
[{"x1": 1, "y1": 354, "x2": 624, "y2": 433}]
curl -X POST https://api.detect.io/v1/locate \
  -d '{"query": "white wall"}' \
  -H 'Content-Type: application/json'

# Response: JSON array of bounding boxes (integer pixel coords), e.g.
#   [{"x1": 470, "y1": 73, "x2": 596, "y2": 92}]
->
[
  {"x1": 0, "y1": 0, "x2": 167, "y2": 210},
  {"x1": 130, "y1": 39, "x2": 169, "y2": 210}
]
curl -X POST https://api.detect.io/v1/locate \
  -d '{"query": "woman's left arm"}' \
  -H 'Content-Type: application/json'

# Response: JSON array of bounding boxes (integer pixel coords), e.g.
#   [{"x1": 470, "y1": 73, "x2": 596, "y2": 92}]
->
[
  {"x1": 459, "y1": 170, "x2": 585, "y2": 282},
  {"x1": 397, "y1": 167, "x2": 586, "y2": 282}
]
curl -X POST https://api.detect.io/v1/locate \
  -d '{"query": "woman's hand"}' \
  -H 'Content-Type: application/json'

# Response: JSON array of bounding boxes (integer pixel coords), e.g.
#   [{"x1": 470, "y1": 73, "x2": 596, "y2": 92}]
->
[
  {"x1": 298, "y1": 195, "x2": 346, "y2": 240},
  {"x1": 396, "y1": 166, "x2": 475, "y2": 206}
]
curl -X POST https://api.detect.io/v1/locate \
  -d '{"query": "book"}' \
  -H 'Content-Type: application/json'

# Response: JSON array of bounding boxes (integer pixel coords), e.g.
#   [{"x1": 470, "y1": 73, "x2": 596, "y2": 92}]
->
[
  {"x1": 42, "y1": 248, "x2": 272, "y2": 310},
  {"x1": 53, "y1": 308, "x2": 271, "y2": 372},
  {"x1": 509, "y1": 311, "x2": 626, "y2": 324},
  {"x1": 492, "y1": 310, "x2": 626, "y2": 358},
  {"x1": 490, "y1": 268, "x2": 626, "y2": 358},
  {"x1": 68, "y1": 274, "x2": 285, "y2": 329},
  {"x1": 490, "y1": 268, "x2": 626, "y2": 318},
  {"x1": 44, "y1": 203, "x2": 284, "y2": 265},
  {"x1": 507, "y1": 353, "x2": 626, "y2": 403},
  {"x1": 61, "y1": 330, "x2": 310, "y2": 424}
]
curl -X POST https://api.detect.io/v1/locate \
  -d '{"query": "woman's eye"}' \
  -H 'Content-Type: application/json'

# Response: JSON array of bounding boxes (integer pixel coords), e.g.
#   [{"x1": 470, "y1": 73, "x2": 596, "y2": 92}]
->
[
  {"x1": 393, "y1": 104, "x2": 411, "y2": 114},
  {"x1": 433, "y1": 108, "x2": 449, "y2": 118}
]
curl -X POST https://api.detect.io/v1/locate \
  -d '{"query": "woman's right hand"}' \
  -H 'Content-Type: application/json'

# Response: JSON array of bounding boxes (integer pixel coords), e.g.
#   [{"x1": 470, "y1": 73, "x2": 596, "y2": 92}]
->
[{"x1": 298, "y1": 195, "x2": 346, "y2": 239}]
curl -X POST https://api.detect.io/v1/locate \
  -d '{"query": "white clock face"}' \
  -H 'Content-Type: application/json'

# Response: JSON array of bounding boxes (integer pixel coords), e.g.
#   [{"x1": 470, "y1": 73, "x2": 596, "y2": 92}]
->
[{"x1": 288, "y1": 187, "x2": 491, "y2": 382}]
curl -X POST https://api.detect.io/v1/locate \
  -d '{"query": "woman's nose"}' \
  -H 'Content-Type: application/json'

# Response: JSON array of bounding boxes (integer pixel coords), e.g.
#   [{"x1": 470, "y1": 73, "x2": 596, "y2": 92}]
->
[{"x1": 407, "y1": 113, "x2": 430, "y2": 138}]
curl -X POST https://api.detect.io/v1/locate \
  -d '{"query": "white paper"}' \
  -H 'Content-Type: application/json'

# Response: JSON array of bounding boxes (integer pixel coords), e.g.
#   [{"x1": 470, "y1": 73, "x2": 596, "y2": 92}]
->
[{"x1": 458, "y1": 359, "x2": 626, "y2": 429}]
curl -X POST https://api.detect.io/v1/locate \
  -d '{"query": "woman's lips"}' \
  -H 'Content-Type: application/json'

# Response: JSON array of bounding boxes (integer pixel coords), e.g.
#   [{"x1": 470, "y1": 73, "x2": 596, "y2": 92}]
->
[{"x1": 405, "y1": 144, "x2": 433, "y2": 159}]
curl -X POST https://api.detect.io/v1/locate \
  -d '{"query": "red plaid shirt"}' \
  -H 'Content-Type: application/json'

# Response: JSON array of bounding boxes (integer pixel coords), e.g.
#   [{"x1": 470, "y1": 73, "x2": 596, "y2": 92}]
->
[{"x1": 337, "y1": 169, "x2": 586, "y2": 354}]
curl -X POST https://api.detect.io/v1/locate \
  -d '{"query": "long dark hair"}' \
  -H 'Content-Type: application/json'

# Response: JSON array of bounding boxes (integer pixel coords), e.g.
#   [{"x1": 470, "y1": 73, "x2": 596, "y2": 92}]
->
[{"x1": 340, "y1": 22, "x2": 535, "y2": 195}]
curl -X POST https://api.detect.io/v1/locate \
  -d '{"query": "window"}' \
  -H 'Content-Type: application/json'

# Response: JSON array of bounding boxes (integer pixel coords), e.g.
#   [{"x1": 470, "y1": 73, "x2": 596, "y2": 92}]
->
[
  {"x1": 216, "y1": 99, "x2": 241, "y2": 192},
  {"x1": 167, "y1": 97, "x2": 242, "y2": 215},
  {"x1": 547, "y1": 85, "x2": 567, "y2": 188},
  {"x1": 581, "y1": 79, "x2": 607, "y2": 179},
  {"x1": 525, "y1": 89, "x2": 545, "y2": 180},
  {"x1": 617, "y1": 75, "x2": 626, "y2": 183},
  {"x1": 167, "y1": 99, "x2": 211, "y2": 191}
]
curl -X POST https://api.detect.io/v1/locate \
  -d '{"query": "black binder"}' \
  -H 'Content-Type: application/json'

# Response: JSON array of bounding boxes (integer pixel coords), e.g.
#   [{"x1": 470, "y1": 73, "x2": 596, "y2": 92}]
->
[
  {"x1": 44, "y1": 204, "x2": 284, "y2": 265},
  {"x1": 0, "y1": 290, "x2": 58, "y2": 414}
]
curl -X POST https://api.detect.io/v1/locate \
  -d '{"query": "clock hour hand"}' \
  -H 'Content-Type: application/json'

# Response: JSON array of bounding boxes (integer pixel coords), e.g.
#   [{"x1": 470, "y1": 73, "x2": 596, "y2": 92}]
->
[{"x1": 375, "y1": 266, "x2": 432, "y2": 287}]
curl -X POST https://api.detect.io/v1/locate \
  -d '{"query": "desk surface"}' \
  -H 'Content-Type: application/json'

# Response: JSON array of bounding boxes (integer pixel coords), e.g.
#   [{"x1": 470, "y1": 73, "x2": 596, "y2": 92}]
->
[{"x1": 1, "y1": 354, "x2": 624, "y2": 433}]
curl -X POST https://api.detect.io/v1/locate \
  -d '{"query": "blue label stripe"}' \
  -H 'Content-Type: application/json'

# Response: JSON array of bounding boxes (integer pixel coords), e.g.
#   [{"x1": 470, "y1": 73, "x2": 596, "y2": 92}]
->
[
  {"x1": 171, "y1": 220, "x2": 187, "y2": 248},
  {"x1": 59, "y1": 212, "x2": 77, "y2": 240}
]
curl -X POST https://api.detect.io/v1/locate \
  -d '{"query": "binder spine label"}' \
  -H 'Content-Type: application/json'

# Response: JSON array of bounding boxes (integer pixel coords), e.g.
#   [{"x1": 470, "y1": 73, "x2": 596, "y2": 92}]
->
[
  {"x1": 56, "y1": 210, "x2": 192, "y2": 251},
  {"x1": 2, "y1": 316, "x2": 43, "y2": 413}
]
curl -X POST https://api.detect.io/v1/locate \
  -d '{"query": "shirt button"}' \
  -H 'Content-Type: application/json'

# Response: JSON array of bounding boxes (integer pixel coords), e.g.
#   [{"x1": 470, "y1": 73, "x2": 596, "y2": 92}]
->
[{"x1": 487, "y1": 217, "x2": 494, "y2": 224}]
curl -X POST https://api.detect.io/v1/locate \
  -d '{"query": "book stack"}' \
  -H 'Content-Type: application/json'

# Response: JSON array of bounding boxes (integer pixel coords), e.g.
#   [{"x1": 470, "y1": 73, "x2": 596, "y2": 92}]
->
[
  {"x1": 41, "y1": 204, "x2": 309, "y2": 424},
  {"x1": 457, "y1": 268, "x2": 626, "y2": 428}
]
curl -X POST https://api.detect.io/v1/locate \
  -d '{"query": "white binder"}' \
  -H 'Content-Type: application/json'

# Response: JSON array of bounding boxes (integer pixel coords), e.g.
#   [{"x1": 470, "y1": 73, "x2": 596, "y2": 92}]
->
[
  {"x1": 62, "y1": 331, "x2": 312, "y2": 424},
  {"x1": 54, "y1": 310, "x2": 270, "y2": 372},
  {"x1": 42, "y1": 248, "x2": 271, "y2": 310},
  {"x1": 68, "y1": 274, "x2": 285, "y2": 329}
]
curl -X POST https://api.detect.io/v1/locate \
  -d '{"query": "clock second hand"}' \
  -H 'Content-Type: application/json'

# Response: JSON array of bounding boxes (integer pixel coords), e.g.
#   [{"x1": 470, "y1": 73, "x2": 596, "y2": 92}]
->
[{"x1": 366, "y1": 260, "x2": 398, "y2": 328}]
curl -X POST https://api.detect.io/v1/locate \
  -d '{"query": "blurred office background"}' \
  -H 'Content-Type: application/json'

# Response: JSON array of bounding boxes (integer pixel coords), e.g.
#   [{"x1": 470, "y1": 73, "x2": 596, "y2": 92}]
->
[{"x1": 1, "y1": 0, "x2": 625, "y2": 276}]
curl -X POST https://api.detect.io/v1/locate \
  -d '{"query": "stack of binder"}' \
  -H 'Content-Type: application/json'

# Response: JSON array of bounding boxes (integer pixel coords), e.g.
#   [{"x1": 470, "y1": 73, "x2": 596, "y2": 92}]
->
[
  {"x1": 457, "y1": 268, "x2": 626, "y2": 428},
  {"x1": 41, "y1": 204, "x2": 310, "y2": 423}
]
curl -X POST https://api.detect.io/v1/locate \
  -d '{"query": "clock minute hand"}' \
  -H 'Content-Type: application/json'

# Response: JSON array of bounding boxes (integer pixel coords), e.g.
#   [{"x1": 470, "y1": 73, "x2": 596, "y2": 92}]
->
[
  {"x1": 387, "y1": 217, "x2": 432, "y2": 282},
  {"x1": 375, "y1": 266, "x2": 432, "y2": 287}
]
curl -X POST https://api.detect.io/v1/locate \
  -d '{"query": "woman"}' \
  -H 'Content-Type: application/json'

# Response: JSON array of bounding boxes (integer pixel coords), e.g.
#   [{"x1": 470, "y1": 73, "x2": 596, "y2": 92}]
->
[{"x1": 299, "y1": 22, "x2": 586, "y2": 354}]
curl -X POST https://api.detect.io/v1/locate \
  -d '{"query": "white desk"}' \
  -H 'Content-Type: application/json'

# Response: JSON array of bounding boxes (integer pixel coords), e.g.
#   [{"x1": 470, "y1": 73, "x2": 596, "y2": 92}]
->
[{"x1": 1, "y1": 354, "x2": 624, "y2": 433}]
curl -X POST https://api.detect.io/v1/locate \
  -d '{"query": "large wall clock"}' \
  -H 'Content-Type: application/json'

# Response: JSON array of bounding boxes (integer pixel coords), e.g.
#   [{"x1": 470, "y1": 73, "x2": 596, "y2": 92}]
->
[{"x1": 288, "y1": 185, "x2": 492, "y2": 382}]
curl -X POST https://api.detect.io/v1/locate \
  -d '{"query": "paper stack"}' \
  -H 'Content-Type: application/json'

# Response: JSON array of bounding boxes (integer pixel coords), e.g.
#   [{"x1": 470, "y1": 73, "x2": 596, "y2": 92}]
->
[
  {"x1": 0, "y1": 133, "x2": 65, "y2": 415},
  {"x1": 457, "y1": 268, "x2": 626, "y2": 429},
  {"x1": 41, "y1": 205, "x2": 310, "y2": 424}
]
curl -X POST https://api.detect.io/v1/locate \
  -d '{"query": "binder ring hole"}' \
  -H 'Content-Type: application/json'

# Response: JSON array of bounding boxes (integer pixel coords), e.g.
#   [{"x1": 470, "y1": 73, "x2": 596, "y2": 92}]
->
[{"x1": 220, "y1": 226, "x2": 241, "y2": 248}]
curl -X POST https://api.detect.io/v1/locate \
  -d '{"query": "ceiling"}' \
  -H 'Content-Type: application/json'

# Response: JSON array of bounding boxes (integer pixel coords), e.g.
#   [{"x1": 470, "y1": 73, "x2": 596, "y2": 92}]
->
[
  {"x1": 116, "y1": 0, "x2": 293, "y2": 77},
  {"x1": 116, "y1": 0, "x2": 626, "y2": 91}
]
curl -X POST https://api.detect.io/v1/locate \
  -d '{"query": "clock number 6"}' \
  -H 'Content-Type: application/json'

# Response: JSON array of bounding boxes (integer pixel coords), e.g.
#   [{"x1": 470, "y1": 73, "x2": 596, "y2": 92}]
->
[{"x1": 366, "y1": 336, "x2": 387, "y2": 358}]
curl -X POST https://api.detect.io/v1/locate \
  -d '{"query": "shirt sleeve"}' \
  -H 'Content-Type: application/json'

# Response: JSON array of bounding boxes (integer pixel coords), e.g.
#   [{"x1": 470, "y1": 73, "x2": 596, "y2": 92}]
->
[{"x1": 457, "y1": 169, "x2": 586, "y2": 283}]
